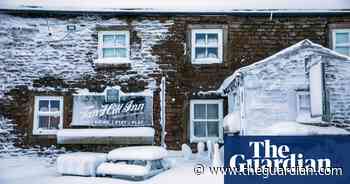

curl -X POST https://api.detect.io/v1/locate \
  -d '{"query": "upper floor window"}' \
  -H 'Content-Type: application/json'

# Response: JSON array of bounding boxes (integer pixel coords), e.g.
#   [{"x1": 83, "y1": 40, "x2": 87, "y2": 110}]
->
[
  {"x1": 190, "y1": 99, "x2": 223, "y2": 142},
  {"x1": 191, "y1": 29, "x2": 223, "y2": 64},
  {"x1": 33, "y1": 96, "x2": 64, "y2": 135},
  {"x1": 98, "y1": 31, "x2": 130, "y2": 60},
  {"x1": 332, "y1": 29, "x2": 350, "y2": 56}
]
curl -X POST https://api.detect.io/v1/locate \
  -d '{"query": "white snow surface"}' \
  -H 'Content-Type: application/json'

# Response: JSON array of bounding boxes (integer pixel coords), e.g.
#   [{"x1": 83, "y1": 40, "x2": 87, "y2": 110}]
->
[
  {"x1": 248, "y1": 121, "x2": 350, "y2": 135},
  {"x1": 57, "y1": 128, "x2": 155, "y2": 143},
  {"x1": 223, "y1": 111, "x2": 241, "y2": 133},
  {"x1": 97, "y1": 162, "x2": 150, "y2": 177},
  {"x1": 107, "y1": 146, "x2": 167, "y2": 161},
  {"x1": 0, "y1": 151, "x2": 223, "y2": 184},
  {"x1": 0, "y1": 0, "x2": 349, "y2": 12},
  {"x1": 57, "y1": 152, "x2": 107, "y2": 177}
]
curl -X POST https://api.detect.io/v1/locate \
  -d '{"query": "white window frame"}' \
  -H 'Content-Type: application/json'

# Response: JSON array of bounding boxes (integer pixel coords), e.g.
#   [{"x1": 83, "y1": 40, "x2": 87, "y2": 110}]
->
[
  {"x1": 33, "y1": 96, "x2": 64, "y2": 135},
  {"x1": 190, "y1": 99, "x2": 223, "y2": 143},
  {"x1": 191, "y1": 29, "x2": 223, "y2": 64},
  {"x1": 332, "y1": 29, "x2": 350, "y2": 56},
  {"x1": 97, "y1": 31, "x2": 130, "y2": 61}
]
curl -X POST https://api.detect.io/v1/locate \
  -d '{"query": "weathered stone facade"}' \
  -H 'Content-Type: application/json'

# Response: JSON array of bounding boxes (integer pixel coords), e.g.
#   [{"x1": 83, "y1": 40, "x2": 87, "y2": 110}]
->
[{"x1": 0, "y1": 11, "x2": 350, "y2": 150}]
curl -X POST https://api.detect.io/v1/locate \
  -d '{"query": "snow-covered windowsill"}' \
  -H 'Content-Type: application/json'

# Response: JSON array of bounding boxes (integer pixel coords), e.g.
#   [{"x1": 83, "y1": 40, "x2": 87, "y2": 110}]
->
[
  {"x1": 56, "y1": 127, "x2": 155, "y2": 144},
  {"x1": 32, "y1": 129, "x2": 59, "y2": 135},
  {"x1": 191, "y1": 58, "x2": 222, "y2": 65},
  {"x1": 94, "y1": 58, "x2": 132, "y2": 68}
]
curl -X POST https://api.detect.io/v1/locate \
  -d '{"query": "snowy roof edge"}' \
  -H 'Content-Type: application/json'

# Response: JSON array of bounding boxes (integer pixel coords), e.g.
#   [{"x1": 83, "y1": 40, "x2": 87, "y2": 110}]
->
[
  {"x1": 1, "y1": 7, "x2": 350, "y2": 15},
  {"x1": 218, "y1": 39, "x2": 350, "y2": 94}
]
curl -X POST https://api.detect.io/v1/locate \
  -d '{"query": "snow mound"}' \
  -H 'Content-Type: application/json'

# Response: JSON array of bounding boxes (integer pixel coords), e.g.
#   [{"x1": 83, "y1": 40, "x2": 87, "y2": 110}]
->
[
  {"x1": 108, "y1": 146, "x2": 167, "y2": 161},
  {"x1": 181, "y1": 144, "x2": 192, "y2": 160},
  {"x1": 97, "y1": 162, "x2": 150, "y2": 177},
  {"x1": 250, "y1": 121, "x2": 350, "y2": 135},
  {"x1": 223, "y1": 111, "x2": 241, "y2": 133},
  {"x1": 57, "y1": 152, "x2": 107, "y2": 176}
]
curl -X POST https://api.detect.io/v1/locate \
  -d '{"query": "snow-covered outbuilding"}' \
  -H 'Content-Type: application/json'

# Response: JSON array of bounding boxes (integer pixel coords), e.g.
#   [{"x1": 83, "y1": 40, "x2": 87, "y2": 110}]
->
[{"x1": 220, "y1": 40, "x2": 350, "y2": 135}]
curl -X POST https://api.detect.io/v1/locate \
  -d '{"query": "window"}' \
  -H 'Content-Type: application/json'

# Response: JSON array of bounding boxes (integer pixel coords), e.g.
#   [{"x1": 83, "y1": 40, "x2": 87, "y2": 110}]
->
[
  {"x1": 33, "y1": 96, "x2": 64, "y2": 135},
  {"x1": 98, "y1": 31, "x2": 130, "y2": 60},
  {"x1": 190, "y1": 99, "x2": 223, "y2": 142},
  {"x1": 295, "y1": 91, "x2": 311, "y2": 122},
  {"x1": 332, "y1": 29, "x2": 350, "y2": 56},
  {"x1": 191, "y1": 29, "x2": 223, "y2": 64}
]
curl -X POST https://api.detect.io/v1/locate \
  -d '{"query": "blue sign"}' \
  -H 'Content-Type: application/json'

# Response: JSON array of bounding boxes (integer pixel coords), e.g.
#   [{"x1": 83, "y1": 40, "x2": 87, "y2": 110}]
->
[{"x1": 224, "y1": 136, "x2": 350, "y2": 184}]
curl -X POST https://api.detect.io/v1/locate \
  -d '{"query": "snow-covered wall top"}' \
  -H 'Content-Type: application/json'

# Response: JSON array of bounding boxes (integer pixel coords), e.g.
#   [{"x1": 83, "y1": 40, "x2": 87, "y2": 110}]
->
[
  {"x1": 0, "y1": 0, "x2": 350, "y2": 12},
  {"x1": 0, "y1": 13, "x2": 173, "y2": 97}
]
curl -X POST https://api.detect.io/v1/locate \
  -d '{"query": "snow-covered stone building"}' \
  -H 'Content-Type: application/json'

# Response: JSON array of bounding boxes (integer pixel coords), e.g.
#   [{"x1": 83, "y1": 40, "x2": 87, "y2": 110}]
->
[
  {"x1": 0, "y1": 1, "x2": 350, "y2": 150},
  {"x1": 220, "y1": 40, "x2": 350, "y2": 135}
]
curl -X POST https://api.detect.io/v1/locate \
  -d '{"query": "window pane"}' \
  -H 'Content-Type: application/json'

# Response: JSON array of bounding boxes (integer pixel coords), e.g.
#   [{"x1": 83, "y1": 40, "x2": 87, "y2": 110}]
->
[
  {"x1": 298, "y1": 94, "x2": 310, "y2": 112},
  {"x1": 194, "y1": 104, "x2": 206, "y2": 119},
  {"x1": 207, "y1": 121, "x2": 219, "y2": 137},
  {"x1": 195, "y1": 33, "x2": 206, "y2": 46},
  {"x1": 115, "y1": 48, "x2": 127, "y2": 58},
  {"x1": 50, "y1": 100, "x2": 60, "y2": 112},
  {"x1": 103, "y1": 48, "x2": 115, "y2": 58},
  {"x1": 49, "y1": 116, "x2": 60, "y2": 129},
  {"x1": 336, "y1": 33, "x2": 349, "y2": 44},
  {"x1": 335, "y1": 47, "x2": 349, "y2": 56},
  {"x1": 207, "y1": 34, "x2": 218, "y2": 46},
  {"x1": 207, "y1": 48, "x2": 218, "y2": 58},
  {"x1": 195, "y1": 47, "x2": 206, "y2": 59},
  {"x1": 115, "y1": 35, "x2": 126, "y2": 46},
  {"x1": 38, "y1": 116, "x2": 50, "y2": 129},
  {"x1": 207, "y1": 104, "x2": 219, "y2": 119},
  {"x1": 39, "y1": 100, "x2": 49, "y2": 112},
  {"x1": 103, "y1": 35, "x2": 114, "y2": 47},
  {"x1": 194, "y1": 121, "x2": 206, "y2": 137}
]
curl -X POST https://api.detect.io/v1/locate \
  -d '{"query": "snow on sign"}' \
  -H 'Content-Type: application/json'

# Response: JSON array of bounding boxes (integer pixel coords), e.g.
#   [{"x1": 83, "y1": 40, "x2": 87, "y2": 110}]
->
[{"x1": 71, "y1": 87, "x2": 153, "y2": 127}]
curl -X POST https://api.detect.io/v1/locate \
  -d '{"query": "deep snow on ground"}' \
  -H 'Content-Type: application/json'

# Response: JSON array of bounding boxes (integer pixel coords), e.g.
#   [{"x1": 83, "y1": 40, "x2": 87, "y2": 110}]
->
[{"x1": 0, "y1": 151, "x2": 223, "y2": 184}]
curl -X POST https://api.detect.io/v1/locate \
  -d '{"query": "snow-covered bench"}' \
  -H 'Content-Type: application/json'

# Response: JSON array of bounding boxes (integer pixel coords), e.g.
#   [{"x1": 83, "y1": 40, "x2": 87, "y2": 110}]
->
[{"x1": 57, "y1": 152, "x2": 107, "y2": 177}]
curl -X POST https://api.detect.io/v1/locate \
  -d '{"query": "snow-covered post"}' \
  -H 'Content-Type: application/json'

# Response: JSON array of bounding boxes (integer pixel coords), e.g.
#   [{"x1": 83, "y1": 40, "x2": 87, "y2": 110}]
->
[
  {"x1": 206, "y1": 140, "x2": 213, "y2": 161},
  {"x1": 212, "y1": 143, "x2": 222, "y2": 167},
  {"x1": 160, "y1": 77, "x2": 167, "y2": 149}
]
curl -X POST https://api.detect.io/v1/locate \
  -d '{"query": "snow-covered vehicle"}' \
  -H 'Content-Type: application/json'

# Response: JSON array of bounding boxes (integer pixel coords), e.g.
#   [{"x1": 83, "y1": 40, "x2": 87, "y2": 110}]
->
[{"x1": 97, "y1": 146, "x2": 170, "y2": 181}]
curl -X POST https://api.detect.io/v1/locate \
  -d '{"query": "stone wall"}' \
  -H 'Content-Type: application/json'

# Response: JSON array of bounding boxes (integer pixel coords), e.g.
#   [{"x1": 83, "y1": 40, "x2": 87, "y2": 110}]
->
[
  {"x1": 324, "y1": 58, "x2": 350, "y2": 123},
  {"x1": 0, "y1": 12, "x2": 350, "y2": 149}
]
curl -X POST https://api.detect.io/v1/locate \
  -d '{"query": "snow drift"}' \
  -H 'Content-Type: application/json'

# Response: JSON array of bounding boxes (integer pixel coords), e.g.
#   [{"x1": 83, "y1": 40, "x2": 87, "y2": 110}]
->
[
  {"x1": 249, "y1": 121, "x2": 350, "y2": 135},
  {"x1": 57, "y1": 152, "x2": 107, "y2": 176}
]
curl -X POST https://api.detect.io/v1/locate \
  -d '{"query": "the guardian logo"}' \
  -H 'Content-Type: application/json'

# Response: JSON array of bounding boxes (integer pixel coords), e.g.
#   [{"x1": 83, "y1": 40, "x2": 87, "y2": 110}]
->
[{"x1": 230, "y1": 140, "x2": 331, "y2": 171}]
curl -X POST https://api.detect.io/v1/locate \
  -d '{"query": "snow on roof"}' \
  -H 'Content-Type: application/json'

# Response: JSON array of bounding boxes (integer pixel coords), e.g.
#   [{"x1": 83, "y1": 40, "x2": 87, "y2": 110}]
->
[
  {"x1": 0, "y1": 0, "x2": 350, "y2": 13},
  {"x1": 249, "y1": 121, "x2": 350, "y2": 135},
  {"x1": 107, "y1": 146, "x2": 168, "y2": 161},
  {"x1": 218, "y1": 39, "x2": 350, "y2": 93}
]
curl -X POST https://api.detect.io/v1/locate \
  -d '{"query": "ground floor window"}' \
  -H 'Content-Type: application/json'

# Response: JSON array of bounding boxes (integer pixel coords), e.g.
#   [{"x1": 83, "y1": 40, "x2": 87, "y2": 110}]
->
[
  {"x1": 190, "y1": 99, "x2": 223, "y2": 142},
  {"x1": 33, "y1": 96, "x2": 64, "y2": 135}
]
